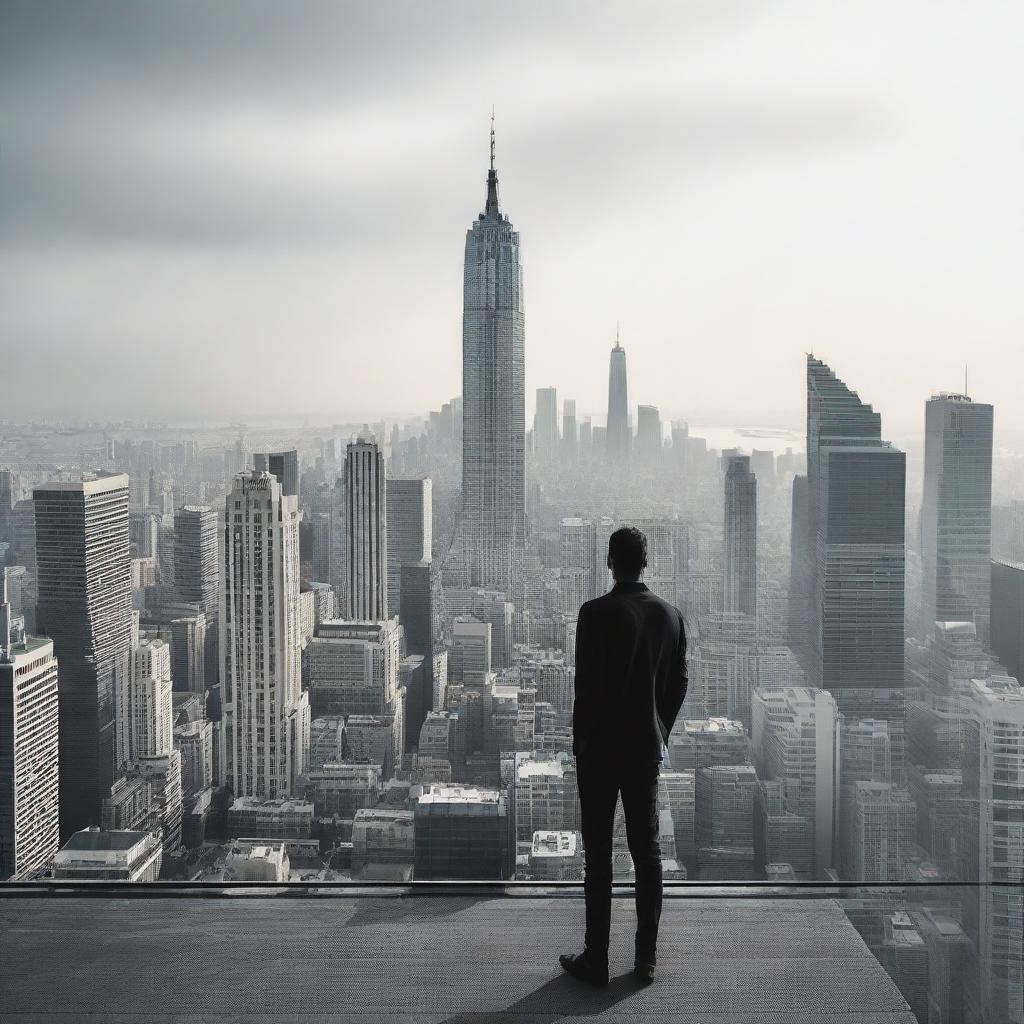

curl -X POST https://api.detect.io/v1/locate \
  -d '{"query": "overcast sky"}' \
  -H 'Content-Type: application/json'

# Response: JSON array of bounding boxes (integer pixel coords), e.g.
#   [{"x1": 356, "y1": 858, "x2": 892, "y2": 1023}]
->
[{"x1": 2, "y1": 1, "x2": 1022, "y2": 435}]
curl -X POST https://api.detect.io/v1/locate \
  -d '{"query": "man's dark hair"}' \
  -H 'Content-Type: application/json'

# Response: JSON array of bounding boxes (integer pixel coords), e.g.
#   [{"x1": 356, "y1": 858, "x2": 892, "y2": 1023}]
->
[{"x1": 608, "y1": 526, "x2": 648, "y2": 580}]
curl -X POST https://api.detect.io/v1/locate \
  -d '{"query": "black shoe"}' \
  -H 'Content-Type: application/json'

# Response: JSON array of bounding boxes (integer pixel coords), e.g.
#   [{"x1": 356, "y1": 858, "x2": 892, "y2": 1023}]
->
[
  {"x1": 633, "y1": 958, "x2": 656, "y2": 985},
  {"x1": 559, "y1": 951, "x2": 609, "y2": 987}
]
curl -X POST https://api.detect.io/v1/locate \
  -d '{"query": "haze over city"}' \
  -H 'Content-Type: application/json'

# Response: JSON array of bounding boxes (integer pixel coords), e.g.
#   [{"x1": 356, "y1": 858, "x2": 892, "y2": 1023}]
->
[{"x1": 3, "y1": 1, "x2": 1023, "y2": 432}]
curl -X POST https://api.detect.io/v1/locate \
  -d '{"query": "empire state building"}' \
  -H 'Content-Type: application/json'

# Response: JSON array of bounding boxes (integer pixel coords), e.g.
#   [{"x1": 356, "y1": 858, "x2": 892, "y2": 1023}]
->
[{"x1": 460, "y1": 119, "x2": 525, "y2": 598}]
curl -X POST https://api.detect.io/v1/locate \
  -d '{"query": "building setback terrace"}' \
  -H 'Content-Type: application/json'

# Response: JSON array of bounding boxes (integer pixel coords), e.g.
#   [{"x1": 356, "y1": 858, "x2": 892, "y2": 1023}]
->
[{"x1": 0, "y1": 884, "x2": 922, "y2": 1023}]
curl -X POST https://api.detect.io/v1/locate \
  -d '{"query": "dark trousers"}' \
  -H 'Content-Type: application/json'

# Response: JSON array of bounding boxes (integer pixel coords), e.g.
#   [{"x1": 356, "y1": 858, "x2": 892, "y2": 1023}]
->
[{"x1": 576, "y1": 754, "x2": 662, "y2": 964}]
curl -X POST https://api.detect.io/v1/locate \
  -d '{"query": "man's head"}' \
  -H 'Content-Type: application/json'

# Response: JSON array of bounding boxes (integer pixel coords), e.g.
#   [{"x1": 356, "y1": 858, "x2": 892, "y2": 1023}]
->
[{"x1": 607, "y1": 526, "x2": 648, "y2": 583}]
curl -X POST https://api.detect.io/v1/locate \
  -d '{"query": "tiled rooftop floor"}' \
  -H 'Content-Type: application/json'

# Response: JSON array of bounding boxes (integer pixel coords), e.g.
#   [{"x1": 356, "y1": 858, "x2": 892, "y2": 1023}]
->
[{"x1": 0, "y1": 894, "x2": 917, "y2": 1022}]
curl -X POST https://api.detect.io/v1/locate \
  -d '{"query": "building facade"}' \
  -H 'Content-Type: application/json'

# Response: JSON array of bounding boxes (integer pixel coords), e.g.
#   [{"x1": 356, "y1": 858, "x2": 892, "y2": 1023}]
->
[{"x1": 219, "y1": 471, "x2": 310, "y2": 799}]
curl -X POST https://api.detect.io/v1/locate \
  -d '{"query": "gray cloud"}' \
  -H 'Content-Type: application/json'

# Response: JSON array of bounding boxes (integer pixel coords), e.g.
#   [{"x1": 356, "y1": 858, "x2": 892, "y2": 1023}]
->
[{"x1": 1, "y1": 1, "x2": 1021, "y2": 433}]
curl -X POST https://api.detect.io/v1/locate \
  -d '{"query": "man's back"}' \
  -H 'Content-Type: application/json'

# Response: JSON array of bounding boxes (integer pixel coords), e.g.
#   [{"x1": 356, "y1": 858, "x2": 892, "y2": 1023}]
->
[{"x1": 572, "y1": 581, "x2": 688, "y2": 768}]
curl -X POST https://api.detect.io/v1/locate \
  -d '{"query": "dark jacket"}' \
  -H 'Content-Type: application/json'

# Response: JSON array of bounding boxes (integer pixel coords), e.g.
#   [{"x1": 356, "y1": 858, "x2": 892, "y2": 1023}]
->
[{"x1": 572, "y1": 581, "x2": 688, "y2": 769}]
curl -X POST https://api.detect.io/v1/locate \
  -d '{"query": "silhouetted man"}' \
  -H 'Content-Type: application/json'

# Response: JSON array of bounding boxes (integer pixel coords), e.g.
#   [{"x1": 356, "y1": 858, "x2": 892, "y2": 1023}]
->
[{"x1": 560, "y1": 526, "x2": 688, "y2": 987}]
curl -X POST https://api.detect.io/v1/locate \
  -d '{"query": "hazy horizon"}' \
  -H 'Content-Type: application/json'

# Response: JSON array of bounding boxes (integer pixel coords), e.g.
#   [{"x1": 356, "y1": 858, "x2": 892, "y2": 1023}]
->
[{"x1": 3, "y1": 2, "x2": 1022, "y2": 436}]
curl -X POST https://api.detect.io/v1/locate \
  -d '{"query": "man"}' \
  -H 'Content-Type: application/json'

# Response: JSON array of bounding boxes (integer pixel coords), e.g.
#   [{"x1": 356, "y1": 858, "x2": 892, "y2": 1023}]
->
[{"x1": 560, "y1": 526, "x2": 688, "y2": 987}]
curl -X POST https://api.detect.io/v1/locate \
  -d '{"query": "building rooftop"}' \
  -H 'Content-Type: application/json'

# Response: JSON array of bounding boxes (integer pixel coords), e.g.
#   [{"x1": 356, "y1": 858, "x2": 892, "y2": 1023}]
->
[
  {"x1": 417, "y1": 785, "x2": 501, "y2": 805},
  {"x1": 0, "y1": 893, "x2": 918, "y2": 1022},
  {"x1": 60, "y1": 829, "x2": 148, "y2": 852}
]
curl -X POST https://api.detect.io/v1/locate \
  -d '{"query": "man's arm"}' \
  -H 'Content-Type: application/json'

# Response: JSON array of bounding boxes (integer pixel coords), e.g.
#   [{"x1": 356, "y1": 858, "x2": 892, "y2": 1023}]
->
[
  {"x1": 656, "y1": 611, "x2": 688, "y2": 741},
  {"x1": 571, "y1": 604, "x2": 592, "y2": 754}
]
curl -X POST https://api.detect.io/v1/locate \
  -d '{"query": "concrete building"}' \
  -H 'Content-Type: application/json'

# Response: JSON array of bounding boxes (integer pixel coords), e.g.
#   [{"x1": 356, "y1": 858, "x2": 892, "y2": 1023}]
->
[
  {"x1": 668, "y1": 718, "x2": 750, "y2": 775},
  {"x1": 561, "y1": 399, "x2": 578, "y2": 464},
  {"x1": 754, "y1": 779, "x2": 813, "y2": 878},
  {"x1": 635, "y1": 404, "x2": 662, "y2": 461},
  {"x1": 414, "y1": 784, "x2": 511, "y2": 880},
  {"x1": 0, "y1": 576, "x2": 60, "y2": 879},
  {"x1": 959, "y1": 675, "x2": 1024, "y2": 1024},
  {"x1": 308, "y1": 618, "x2": 402, "y2": 719},
  {"x1": 52, "y1": 827, "x2": 162, "y2": 881},
  {"x1": 173, "y1": 506, "x2": 218, "y2": 618},
  {"x1": 559, "y1": 517, "x2": 595, "y2": 617},
  {"x1": 385, "y1": 477, "x2": 431, "y2": 619},
  {"x1": 658, "y1": 769, "x2": 696, "y2": 872},
  {"x1": 173, "y1": 719, "x2": 213, "y2": 798},
  {"x1": 533, "y1": 387, "x2": 559, "y2": 458},
  {"x1": 723, "y1": 455, "x2": 757, "y2": 618},
  {"x1": 129, "y1": 639, "x2": 174, "y2": 760},
  {"x1": 169, "y1": 614, "x2": 206, "y2": 694},
  {"x1": 450, "y1": 618, "x2": 491, "y2": 687},
  {"x1": 253, "y1": 450, "x2": 299, "y2": 499},
  {"x1": 342, "y1": 435, "x2": 388, "y2": 620},
  {"x1": 351, "y1": 808, "x2": 415, "y2": 881},
  {"x1": 906, "y1": 620, "x2": 991, "y2": 771},
  {"x1": 920, "y1": 394, "x2": 993, "y2": 646},
  {"x1": 301, "y1": 763, "x2": 380, "y2": 828},
  {"x1": 460, "y1": 120, "x2": 525, "y2": 599},
  {"x1": 511, "y1": 752, "x2": 579, "y2": 846},
  {"x1": 845, "y1": 782, "x2": 916, "y2": 881},
  {"x1": 751, "y1": 686, "x2": 839, "y2": 875},
  {"x1": 223, "y1": 838, "x2": 290, "y2": 882},
  {"x1": 527, "y1": 830, "x2": 584, "y2": 881},
  {"x1": 33, "y1": 474, "x2": 132, "y2": 840},
  {"x1": 227, "y1": 797, "x2": 314, "y2": 839},
  {"x1": 695, "y1": 765, "x2": 758, "y2": 879},
  {"x1": 990, "y1": 558, "x2": 1024, "y2": 681},
  {"x1": 219, "y1": 471, "x2": 310, "y2": 799}
]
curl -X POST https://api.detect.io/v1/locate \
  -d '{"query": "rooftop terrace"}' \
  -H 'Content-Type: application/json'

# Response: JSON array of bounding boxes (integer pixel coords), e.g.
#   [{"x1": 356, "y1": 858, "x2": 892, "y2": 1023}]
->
[{"x1": 0, "y1": 889, "x2": 918, "y2": 1023}]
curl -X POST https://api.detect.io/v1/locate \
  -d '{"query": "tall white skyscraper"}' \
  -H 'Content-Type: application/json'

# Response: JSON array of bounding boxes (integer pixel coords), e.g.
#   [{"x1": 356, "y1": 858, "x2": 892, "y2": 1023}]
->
[
  {"x1": 723, "y1": 455, "x2": 757, "y2": 618},
  {"x1": 219, "y1": 470, "x2": 310, "y2": 799},
  {"x1": 386, "y1": 476, "x2": 431, "y2": 618},
  {"x1": 343, "y1": 435, "x2": 388, "y2": 621},
  {"x1": 130, "y1": 639, "x2": 174, "y2": 759},
  {"x1": 33, "y1": 473, "x2": 132, "y2": 840},
  {"x1": 0, "y1": 570, "x2": 60, "y2": 880},
  {"x1": 460, "y1": 118, "x2": 525, "y2": 599},
  {"x1": 920, "y1": 393, "x2": 994, "y2": 646}
]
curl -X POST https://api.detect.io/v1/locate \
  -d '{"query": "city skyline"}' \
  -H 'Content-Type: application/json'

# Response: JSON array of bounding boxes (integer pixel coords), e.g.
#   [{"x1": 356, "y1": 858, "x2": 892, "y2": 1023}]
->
[
  {"x1": 2, "y1": 7, "x2": 1023, "y2": 1020},
  {"x1": 3, "y1": 3, "x2": 1024, "y2": 433}
]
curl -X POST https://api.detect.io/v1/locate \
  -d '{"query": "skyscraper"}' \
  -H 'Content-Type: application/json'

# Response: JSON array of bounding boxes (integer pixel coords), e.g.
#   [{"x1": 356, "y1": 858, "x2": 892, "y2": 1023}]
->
[
  {"x1": 219, "y1": 470, "x2": 309, "y2": 799},
  {"x1": 0, "y1": 571, "x2": 60, "y2": 879},
  {"x1": 751, "y1": 686, "x2": 839, "y2": 875},
  {"x1": 606, "y1": 329, "x2": 630, "y2": 466},
  {"x1": 533, "y1": 387, "x2": 559, "y2": 458},
  {"x1": 635, "y1": 404, "x2": 662, "y2": 460},
  {"x1": 723, "y1": 455, "x2": 757, "y2": 618},
  {"x1": 343, "y1": 434, "x2": 388, "y2": 621},
  {"x1": 174, "y1": 505, "x2": 219, "y2": 618},
  {"x1": 33, "y1": 474, "x2": 132, "y2": 839},
  {"x1": 461, "y1": 118, "x2": 525, "y2": 599},
  {"x1": 386, "y1": 477, "x2": 431, "y2": 618},
  {"x1": 991, "y1": 558, "x2": 1024, "y2": 681},
  {"x1": 803, "y1": 358, "x2": 906, "y2": 724},
  {"x1": 919, "y1": 393, "x2": 994, "y2": 646},
  {"x1": 561, "y1": 399, "x2": 578, "y2": 464},
  {"x1": 253, "y1": 449, "x2": 299, "y2": 498},
  {"x1": 960, "y1": 675, "x2": 1024, "y2": 1024}
]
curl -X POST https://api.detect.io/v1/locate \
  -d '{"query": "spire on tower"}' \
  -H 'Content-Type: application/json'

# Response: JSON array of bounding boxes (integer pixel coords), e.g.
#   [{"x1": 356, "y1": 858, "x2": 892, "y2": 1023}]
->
[
  {"x1": 484, "y1": 108, "x2": 500, "y2": 218},
  {"x1": 490, "y1": 106, "x2": 495, "y2": 172}
]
